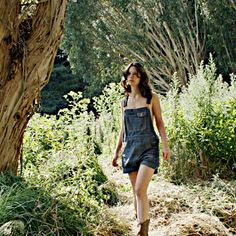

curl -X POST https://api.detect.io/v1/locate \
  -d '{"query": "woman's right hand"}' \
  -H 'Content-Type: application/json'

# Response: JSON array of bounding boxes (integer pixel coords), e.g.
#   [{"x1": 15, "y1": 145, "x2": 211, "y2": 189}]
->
[{"x1": 112, "y1": 153, "x2": 119, "y2": 167}]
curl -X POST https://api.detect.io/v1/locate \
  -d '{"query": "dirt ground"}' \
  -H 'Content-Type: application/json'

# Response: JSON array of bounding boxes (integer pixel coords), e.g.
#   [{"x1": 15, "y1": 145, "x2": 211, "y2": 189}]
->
[{"x1": 99, "y1": 156, "x2": 234, "y2": 236}]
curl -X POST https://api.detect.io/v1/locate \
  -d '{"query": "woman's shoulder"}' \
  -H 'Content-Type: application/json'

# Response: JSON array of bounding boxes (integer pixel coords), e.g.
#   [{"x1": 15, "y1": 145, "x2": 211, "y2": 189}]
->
[{"x1": 151, "y1": 91, "x2": 159, "y2": 101}]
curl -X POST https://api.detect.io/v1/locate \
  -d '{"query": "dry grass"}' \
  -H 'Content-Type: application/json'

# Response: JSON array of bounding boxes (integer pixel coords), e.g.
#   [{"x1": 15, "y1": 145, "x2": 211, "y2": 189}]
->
[
  {"x1": 99, "y1": 155, "x2": 236, "y2": 236},
  {"x1": 160, "y1": 213, "x2": 231, "y2": 236},
  {"x1": 149, "y1": 176, "x2": 236, "y2": 235}
]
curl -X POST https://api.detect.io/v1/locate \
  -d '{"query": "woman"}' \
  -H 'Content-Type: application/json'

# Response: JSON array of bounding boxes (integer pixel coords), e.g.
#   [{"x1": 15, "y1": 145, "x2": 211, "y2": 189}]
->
[{"x1": 112, "y1": 62, "x2": 170, "y2": 236}]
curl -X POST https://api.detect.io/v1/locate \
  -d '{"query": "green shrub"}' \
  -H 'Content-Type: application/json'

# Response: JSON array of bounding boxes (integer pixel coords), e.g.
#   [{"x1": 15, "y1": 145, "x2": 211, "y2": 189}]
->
[
  {"x1": 161, "y1": 59, "x2": 236, "y2": 181},
  {"x1": 93, "y1": 83, "x2": 123, "y2": 155},
  {"x1": 21, "y1": 91, "x2": 125, "y2": 235}
]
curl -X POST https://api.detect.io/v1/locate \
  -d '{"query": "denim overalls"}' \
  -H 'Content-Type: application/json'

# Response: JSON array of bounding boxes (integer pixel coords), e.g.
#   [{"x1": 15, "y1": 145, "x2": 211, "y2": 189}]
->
[{"x1": 122, "y1": 96, "x2": 159, "y2": 174}]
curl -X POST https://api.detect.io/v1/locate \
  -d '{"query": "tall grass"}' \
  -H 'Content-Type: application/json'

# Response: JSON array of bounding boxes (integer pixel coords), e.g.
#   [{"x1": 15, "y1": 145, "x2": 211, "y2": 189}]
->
[
  {"x1": 161, "y1": 58, "x2": 236, "y2": 181},
  {"x1": 0, "y1": 90, "x2": 128, "y2": 235}
]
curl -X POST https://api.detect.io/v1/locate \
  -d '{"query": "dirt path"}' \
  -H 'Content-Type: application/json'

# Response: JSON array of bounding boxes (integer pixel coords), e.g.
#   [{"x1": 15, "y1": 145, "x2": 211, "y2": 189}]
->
[
  {"x1": 99, "y1": 157, "x2": 188, "y2": 236},
  {"x1": 99, "y1": 156, "x2": 235, "y2": 236}
]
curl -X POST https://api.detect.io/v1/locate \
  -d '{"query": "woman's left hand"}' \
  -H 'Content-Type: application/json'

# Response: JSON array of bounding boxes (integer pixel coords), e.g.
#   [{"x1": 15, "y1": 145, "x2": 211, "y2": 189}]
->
[{"x1": 163, "y1": 145, "x2": 170, "y2": 161}]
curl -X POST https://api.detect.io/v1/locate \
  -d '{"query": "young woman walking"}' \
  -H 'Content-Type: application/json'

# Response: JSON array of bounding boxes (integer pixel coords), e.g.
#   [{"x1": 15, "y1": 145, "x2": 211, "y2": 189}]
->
[{"x1": 112, "y1": 62, "x2": 170, "y2": 236}]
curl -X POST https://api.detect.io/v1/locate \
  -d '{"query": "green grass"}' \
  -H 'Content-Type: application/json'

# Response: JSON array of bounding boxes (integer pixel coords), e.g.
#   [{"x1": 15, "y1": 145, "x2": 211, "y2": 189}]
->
[
  {"x1": 0, "y1": 169, "x2": 128, "y2": 235},
  {"x1": 0, "y1": 172, "x2": 88, "y2": 235}
]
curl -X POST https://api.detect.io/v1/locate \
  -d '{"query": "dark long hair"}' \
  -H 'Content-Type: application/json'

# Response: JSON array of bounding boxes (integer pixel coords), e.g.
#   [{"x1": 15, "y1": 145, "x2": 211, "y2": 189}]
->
[{"x1": 121, "y1": 62, "x2": 152, "y2": 99}]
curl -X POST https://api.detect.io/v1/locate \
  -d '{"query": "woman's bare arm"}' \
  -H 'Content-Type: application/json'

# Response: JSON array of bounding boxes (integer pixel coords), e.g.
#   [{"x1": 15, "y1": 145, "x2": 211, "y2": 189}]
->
[{"x1": 152, "y1": 92, "x2": 170, "y2": 160}]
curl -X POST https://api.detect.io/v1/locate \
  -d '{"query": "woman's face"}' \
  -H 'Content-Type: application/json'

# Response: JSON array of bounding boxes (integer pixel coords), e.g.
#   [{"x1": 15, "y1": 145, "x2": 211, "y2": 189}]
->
[{"x1": 127, "y1": 66, "x2": 140, "y2": 87}]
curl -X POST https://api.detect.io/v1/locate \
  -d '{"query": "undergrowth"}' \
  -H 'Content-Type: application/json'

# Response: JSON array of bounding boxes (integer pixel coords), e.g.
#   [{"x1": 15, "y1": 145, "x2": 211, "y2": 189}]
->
[
  {"x1": 161, "y1": 59, "x2": 236, "y2": 181},
  {"x1": 0, "y1": 91, "x2": 128, "y2": 235}
]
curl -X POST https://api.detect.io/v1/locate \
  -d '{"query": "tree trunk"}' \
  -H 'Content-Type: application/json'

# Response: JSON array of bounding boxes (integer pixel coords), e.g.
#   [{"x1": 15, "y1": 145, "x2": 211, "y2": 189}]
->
[{"x1": 0, "y1": 0, "x2": 67, "y2": 174}]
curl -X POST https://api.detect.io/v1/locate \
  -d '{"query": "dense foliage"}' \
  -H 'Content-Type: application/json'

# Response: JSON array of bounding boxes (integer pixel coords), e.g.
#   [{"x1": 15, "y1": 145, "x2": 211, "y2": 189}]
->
[
  {"x1": 40, "y1": 50, "x2": 85, "y2": 114},
  {"x1": 40, "y1": 0, "x2": 235, "y2": 114},
  {"x1": 0, "y1": 173, "x2": 89, "y2": 235},
  {"x1": 0, "y1": 93, "x2": 127, "y2": 235},
  {"x1": 61, "y1": 1, "x2": 122, "y2": 97},
  {"x1": 198, "y1": 0, "x2": 236, "y2": 77},
  {"x1": 60, "y1": 0, "x2": 235, "y2": 98},
  {"x1": 162, "y1": 58, "x2": 236, "y2": 181}
]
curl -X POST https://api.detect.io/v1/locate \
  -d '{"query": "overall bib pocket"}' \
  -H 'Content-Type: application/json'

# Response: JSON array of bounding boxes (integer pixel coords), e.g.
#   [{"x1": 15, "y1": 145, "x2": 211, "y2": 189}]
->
[{"x1": 126, "y1": 112, "x2": 147, "y2": 132}]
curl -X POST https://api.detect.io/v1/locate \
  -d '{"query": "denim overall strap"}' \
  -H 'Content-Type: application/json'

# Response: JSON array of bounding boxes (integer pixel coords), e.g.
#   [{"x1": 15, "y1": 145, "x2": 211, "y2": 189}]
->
[{"x1": 123, "y1": 96, "x2": 128, "y2": 107}]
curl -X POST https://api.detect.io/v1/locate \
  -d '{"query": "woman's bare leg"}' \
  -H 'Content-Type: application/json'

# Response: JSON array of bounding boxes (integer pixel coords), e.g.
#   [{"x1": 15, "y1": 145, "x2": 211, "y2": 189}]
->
[
  {"x1": 135, "y1": 164, "x2": 155, "y2": 223},
  {"x1": 128, "y1": 171, "x2": 138, "y2": 218}
]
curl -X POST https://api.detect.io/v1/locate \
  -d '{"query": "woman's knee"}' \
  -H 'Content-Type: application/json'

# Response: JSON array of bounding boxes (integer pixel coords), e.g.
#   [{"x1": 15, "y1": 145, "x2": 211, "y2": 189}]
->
[{"x1": 134, "y1": 185, "x2": 147, "y2": 198}]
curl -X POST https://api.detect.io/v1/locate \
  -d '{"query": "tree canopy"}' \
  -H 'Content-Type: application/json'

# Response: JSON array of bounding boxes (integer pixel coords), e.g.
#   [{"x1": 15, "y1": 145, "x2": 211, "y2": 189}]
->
[{"x1": 62, "y1": 0, "x2": 236, "y2": 96}]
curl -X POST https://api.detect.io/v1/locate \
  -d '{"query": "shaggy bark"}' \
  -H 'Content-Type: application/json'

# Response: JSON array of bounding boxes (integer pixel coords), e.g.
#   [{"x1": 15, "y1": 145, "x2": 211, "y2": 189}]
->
[{"x1": 0, "y1": 0, "x2": 67, "y2": 174}]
